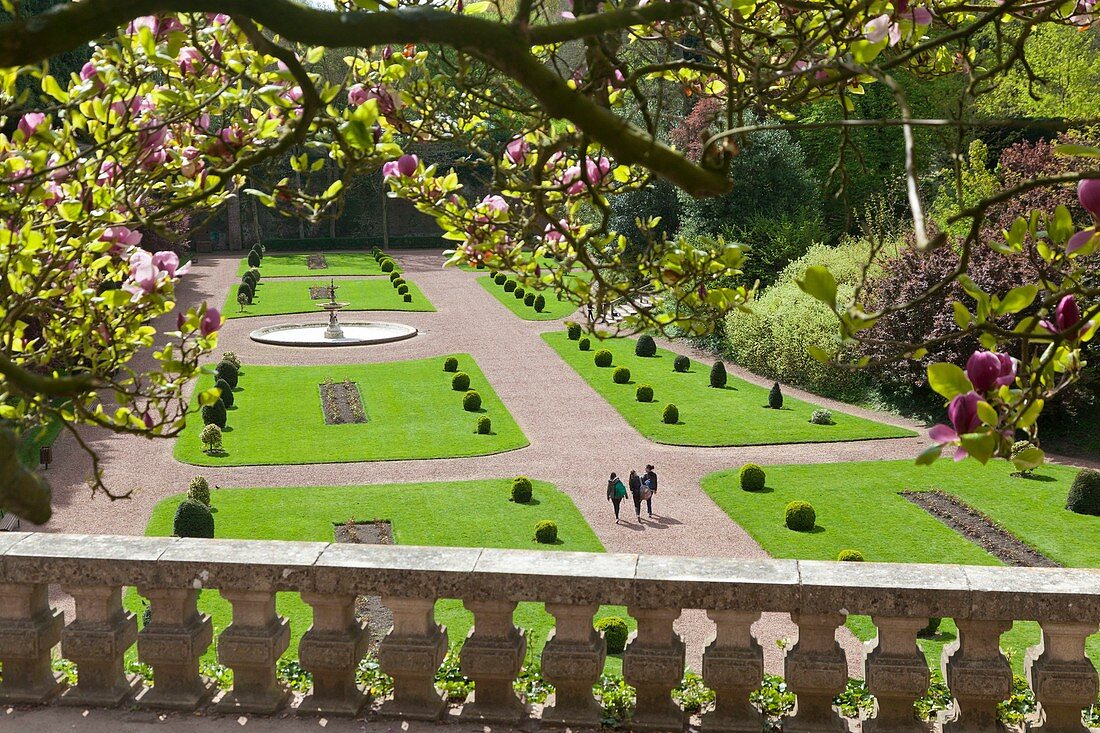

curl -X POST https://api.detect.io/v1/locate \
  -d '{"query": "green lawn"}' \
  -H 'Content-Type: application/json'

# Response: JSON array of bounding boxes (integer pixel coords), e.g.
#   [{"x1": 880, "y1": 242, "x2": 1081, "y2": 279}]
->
[
  {"x1": 701, "y1": 459, "x2": 1100, "y2": 673},
  {"x1": 174, "y1": 356, "x2": 528, "y2": 466},
  {"x1": 237, "y1": 252, "x2": 396, "y2": 278},
  {"x1": 478, "y1": 276, "x2": 580, "y2": 321},
  {"x1": 224, "y1": 277, "x2": 434, "y2": 319},
  {"x1": 129, "y1": 481, "x2": 629, "y2": 672},
  {"x1": 544, "y1": 332, "x2": 914, "y2": 446}
]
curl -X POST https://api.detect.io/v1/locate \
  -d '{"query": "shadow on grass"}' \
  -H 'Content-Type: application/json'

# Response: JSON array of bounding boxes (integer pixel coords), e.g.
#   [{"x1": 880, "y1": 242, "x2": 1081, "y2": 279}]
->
[{"x1": 1014, "y1": 473, "x2": 1057, "y2": 482}]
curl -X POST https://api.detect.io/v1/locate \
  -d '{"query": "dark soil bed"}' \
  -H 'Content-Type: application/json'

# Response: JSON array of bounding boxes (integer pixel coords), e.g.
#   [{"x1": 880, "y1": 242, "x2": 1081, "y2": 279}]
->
[
  {"x1": 333, "y1": 520, "x2": 394, "y2": 645},
  {"x1": 306, "y1": 253, "x2": 328, "y2": 270},
  {"x1": 309, "y1": 286, "x2": 330, "y2": 299},
  {"x1": 319, "y1": 379, "x2": 367, "y2": 424},
  {"x1": 901, "y1": 490, "x2": 1059, "y2": 567}
]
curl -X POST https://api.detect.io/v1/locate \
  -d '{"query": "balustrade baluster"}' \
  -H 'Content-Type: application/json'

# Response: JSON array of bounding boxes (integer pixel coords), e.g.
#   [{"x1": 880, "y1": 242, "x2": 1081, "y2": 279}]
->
[
  {"x1": 700, "y1": 609, "x2": 764, "y2": 732},
  {"x1": 941, "y1": 618, "x2": 1012, "y2": 733},
  {"x1": 134, "y1": 586, "x2": 214, "y2": 710},
  {"x1": 378, "y1": 595, "x2": 448, "y2": 720},
  {"x1": 298, "y1": 592, "x2": 369, "y2": 716},
  {"x1": 785, "y1": 612, "x2": 848, "y2": 732},
  {"x1": 60, "y1": 584, "x2": 139, "y2": 706},
  {"x1": 0, "y1": 581, "x2": 63, "y2": 704},
  {"x1": 864, "y1": 615, "x2": 930, "y2": 732},
  {"x1": 541, "y1": 603, "x2": 604, "y2": 727},
  {"x1": 458, "y1": 598, "x2": 527, "y2": 723},
  {"x1": 1026, "y1": 621, "x2": 1099, "y2": 733},
  {"x1": 215, "y1": 589, "x2": 289, "y2": 713},
  {"x1": 623, "y1": 606, "x2": 686, "y2": 731}
]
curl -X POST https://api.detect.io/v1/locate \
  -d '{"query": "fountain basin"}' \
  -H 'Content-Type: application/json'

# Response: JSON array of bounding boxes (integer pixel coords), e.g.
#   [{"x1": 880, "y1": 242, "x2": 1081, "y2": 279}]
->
[{"x1": 249, "y1": 321, "x2": 418, "y2": 347}]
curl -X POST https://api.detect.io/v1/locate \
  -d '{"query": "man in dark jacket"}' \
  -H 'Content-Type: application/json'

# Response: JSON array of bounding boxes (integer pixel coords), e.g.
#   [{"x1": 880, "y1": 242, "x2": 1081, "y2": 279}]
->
[
  {"x1": 643, "y1": 464, "x2": 657, "y2": 517},
  {"x1": 628, "y1": 470, "x2": 643, "y2": 521}
]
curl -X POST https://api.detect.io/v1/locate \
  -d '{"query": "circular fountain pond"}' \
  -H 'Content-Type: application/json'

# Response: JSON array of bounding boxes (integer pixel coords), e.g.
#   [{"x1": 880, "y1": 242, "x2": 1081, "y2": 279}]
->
[{"x1": 250, "y1": 321, "x2": 417, "y2": 347}]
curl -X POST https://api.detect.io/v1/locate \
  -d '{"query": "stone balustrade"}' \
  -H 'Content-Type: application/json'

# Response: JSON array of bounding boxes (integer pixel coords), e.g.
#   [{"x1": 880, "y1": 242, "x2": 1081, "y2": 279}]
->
[{"x1": 1, "y1": 532, "x2": 1099, "y2": 731}]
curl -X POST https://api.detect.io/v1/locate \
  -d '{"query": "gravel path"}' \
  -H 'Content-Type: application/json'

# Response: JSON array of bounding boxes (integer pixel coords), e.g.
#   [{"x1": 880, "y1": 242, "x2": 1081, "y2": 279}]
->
[{"x1": 29, "y1": 249, "x2": 1071, "y2": 677}]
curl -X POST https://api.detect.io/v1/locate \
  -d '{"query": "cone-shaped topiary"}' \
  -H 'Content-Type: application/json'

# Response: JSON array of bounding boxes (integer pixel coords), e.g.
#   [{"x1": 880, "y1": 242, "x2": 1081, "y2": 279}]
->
[
  {"x1": 503, "y1": 280, "x2": 517, "y2": 293},
  {"x1": 534, "y1": 294, "x2": 545, "y2": 312},
  {"x1": 463, "y1": 390, "x2": 482, "y2": 411},
  {"x1": 451, "y1": 372, "x2": 471, "y2": 391},
  {"x1": 594, "y1": 349, "x2": 613, "y2": 367},
  {"x1": 236, "y1": 284, "x2": 253, "y2": 304},
  {"x1": 476, "y1": 416, "x2": 492, "y2": 434},
  {"x1": 512, "y1": 476, "x2": 533, "y2": 503},
  {"x1": 247, "y1": 250, "x2": 261, "y2": 268},
  {"x1": 216, "y1": 378, "x2": 234, "y2": 408},
  {"x1": 1066, "y1": 468, "x2": 1100, "y2": 515},
  {"x1": 769, "y1": 382, "x2": 784, "y2": 409},
  {"x1": 173, "y1": 499, "x2": 214, "y2": 538},
  {"x1": 201, "y1": 399, "x2": 227, "y2": 429},
  {"x1": 739, "y1": 464, "x2": 766, "y2": 492},
  {"x1": 595, "y1": 617, "x2": 629, "y2": 654},
  {"x1": 636, "y1": 384, "x2": 653, "y2": 402},
  {"x1": 837, "y1": 549, "x2": 864, "y2": 561},
  {"x1": 524, "y1": 293, "x2": 535, "y2": 307},
  {"x1": 785, "y1": 501, "x2": 816, "y2": 531},
  {"x1": 662, "y1": 403, "x2": 679, "y2": 424},
  {"x1": 188, "y1": 476, "x2": 211, "y2": 505},
  {"x1": 534, "y1": 520, "x2": 558, "y2": 544},
  {"x1": 613, "y1": 366, "x2": 631, "y2": 384},
  {"x1": 710, "y1": 361, "x2": 727, "y2": 388},
  {"x1": 443, "y1": 356, "x2": 459, "y2": 372},
  {"x1": 674, "y1": 355, "x2": 690, "y2": 373},
  {"x1": 635, "y1": 335, "x2": 657, "y2": 357},
  {"x1": 566, "y1": 323, "x2": 581, "y2": 340},
  {"x1": 215, "y1": 361, "x2": 238, "y2": 389},
  {"x1": 579, "y1": 337, "x2": 591, "y2": 351}
]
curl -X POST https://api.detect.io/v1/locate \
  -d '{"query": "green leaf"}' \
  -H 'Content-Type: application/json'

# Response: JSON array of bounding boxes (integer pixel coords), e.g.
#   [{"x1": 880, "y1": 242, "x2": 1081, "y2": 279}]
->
[
  {"x1": 1011, "y1": 447, "x2": 1045, "y2": 472},
  {"x1": 1053, "y1": 143, "x2": 1100, "y2": 158},
  {"x1": 952, "y1": 301, "x2": 971, "y2": 329},
  {"x1": 1016, "y1": 398, "x2": 1044, "y2": 429},
  {"x1": 305, "y1": 46, "x2": 325, "y2": 64},
  {"x1": 806, "y1": 345, "x2": 832, "y2": 364},
  {"x1": 796, "y1": 266, "x2": 837, "y2": 309},
  {"x1": 959, "y1": 432, "x2": 996, "y2": 464},
  {"x1": 41, "y1": 74, "x2": 67, "y2": 103},
  {"x1": 915, "y1": 443, "x2": 943, "y2": 465},
  {"x1": 323, "y1": 180, "x2": 344, "y2": 198},
  {"x1": 995, "y1": 285, "x2": 1037, "y2": 315},
  {"x1": 927, "y1": 362, "x2": 973, "y2": 400},
  {"x1": 1049, "y1": 205, "x2": 1075, "y2": 244},
  {"x1": 976, "y1": 400, "x2": 998, "y2": 427},
  {"x1": 852, "y1": 39, "x2": 886, "y2": 63},
  {"x1": 352, "y1": 0, "x2": 380, "y2": 8},
  {"x1": 197, "y1": 388, "x2": 221, "y2": 407}
]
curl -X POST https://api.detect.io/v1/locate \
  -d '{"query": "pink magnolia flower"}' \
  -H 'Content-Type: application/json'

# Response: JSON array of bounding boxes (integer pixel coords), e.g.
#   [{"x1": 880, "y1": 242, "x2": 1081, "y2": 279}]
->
[
  {"x1": 97, "y1": 160, "x2": 122, "y2": 184},
  {"x1": 46, "y1": 153, "x2": 70, "y2": 182},
  {"x1": 480, "y1": 194, "x2": 508, "y2": 213},
  {"x1": 208, "y1": 13, "x2": 231, "y2": 25},
  {"x1": 381, "y1": 160, "x2": 400, "y2": 179},
  {"x1": 101, "y1": 226, "x2": 143, "y2": 248},
  {"x1": 177, "y1": 46, "x2": 205, "y2": 74},
  {"x1": 863, "y1": 14, "x2": 892, "y2": 43},
  {"x1": 80, "y1": 61, "x2": 98, "y2": 81},
  {"x1": 544, "y1": 220, "x2": 568, "y2": 244},
  {"x1": 200, "y1": 307, "x2": 222, "y2": 336},
  {"x1": 396, "y1": 154, "x2": 419, "y2": 177},
  {"x1": 505, "y1": 137, "x2": 529, "y2": 165},
  {"x1": 367, "y1": 85, "x2": 400, "y2": 116},
  {"x1": 1041, "y1": 294, "x2": 1086, "y2": 338},
  {"x1": 348, "y1": 83, "x2": 370, "y2": 106},
  {"x1": 123, "y1": 249, "x2": 161, "y2": 299},
  {"x1": 17, "y1": 112, "x2": 47, "y2": 139},
  {"x1": 1079, "y1": 179, "x2": 1100, "y2": 219},
  {"x1": 928, "y1": 391, "x2": 983, "y2": 460},
  {"x1": 1067, "y1": 228, "x2": 1096, "y2": 254},
  {"x1": 41, "y1": 182, "x2": 64, "y2": 208},
  {"x1": 152, "y1": 250, "x2": 190, "y2": 278},
  {"x1": 382, "y1": 44, "x2": 394, "y2": 61},
  {"x1": 965, "y1": 350, "x2": 1016, "y2": 393}
]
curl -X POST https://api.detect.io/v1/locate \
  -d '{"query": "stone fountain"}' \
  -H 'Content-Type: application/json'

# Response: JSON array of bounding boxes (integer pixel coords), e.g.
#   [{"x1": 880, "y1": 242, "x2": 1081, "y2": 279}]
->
[{"x1": 249, "y1": 278, "x2": 418, "y2": 347}]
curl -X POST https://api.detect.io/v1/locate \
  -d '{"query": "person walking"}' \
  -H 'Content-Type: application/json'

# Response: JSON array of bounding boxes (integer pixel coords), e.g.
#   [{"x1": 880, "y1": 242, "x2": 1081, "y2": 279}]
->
[
  {"x1": 607, "y1": 472, "x2": 627, "y2": 523},
  {"x1": 642, "y1": 464, "x2": 658, "y2": 517},
  {"x1": 628, "y1": 469, "x2": 643, "y2": 521}
]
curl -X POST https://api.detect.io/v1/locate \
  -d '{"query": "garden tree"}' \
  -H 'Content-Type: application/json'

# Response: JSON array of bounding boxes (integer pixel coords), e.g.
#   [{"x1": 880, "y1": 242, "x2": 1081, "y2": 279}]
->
[{"x1": 0, "y1": 0, "x2": 1098, "y2": 521}]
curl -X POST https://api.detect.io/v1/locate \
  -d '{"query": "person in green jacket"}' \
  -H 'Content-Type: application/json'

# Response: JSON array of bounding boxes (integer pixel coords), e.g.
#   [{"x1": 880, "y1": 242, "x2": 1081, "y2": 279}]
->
[{"x1": 607, "y1": 472, "x2": 627, "y2": 523}]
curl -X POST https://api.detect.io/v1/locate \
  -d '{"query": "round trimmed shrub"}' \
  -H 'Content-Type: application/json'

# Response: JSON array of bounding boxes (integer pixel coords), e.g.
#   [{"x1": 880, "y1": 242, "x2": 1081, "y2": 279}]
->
[
  {"x1": 443, "y1": 356, "x2": 459, "y2": 372},
  {"x1": 674, "y1": 355, "x2": 690, "y2": 372},
  {"x1": 451, "y1": 372, "x2": 471, "y2": 391},
  {"x1": 710, "y1": 361, "x2": 727, "y2": 388},
  {"x1": 187, "y1": 476, "x2": 211, "y2": 506},
  {"x1": 837, "y1": 549, "x2": 864, "y2": 562},
  {"x1": 476, "y1": 416, "x2": 492, "y2": 434},
  {"x1": 220, "y1": 352, "x2": 241, "y2": 369},
  {"x1": 769, "y1": 382, "x2": 784, "y2": 409},
  {"x1": 635, "y1": 335, "x2": 656, "y2": 357},
  {"x1": 595, "y1": 617, "x2": 629, "y2": 654},
  {"x1": 566, "y1": 323, "x2": 581, "y2": 340},
  {"x1": 462, "y1": 390, "x2": 482, "y2": 412},
  {"x1": 534, "y1": 520, "x2": 558, "y2": 544},
  {"x1": 243, "y1": 271, "x2": 258, "y2": 286},
  {"x1": 514, "y1": 286, "x2": 526, "y2": 299},
  {"x1": 503, "y1": 280, "x2": 517, "y2": 293},
  {"x1": 636, "y1": 384, "x2": 653, "y2": 402},
  {"x1": 173, "y1": 499, "x2": 214, "y2": 539},
  {"x1": 512, "y1": 476, "x2": 533, "y2": 503},
  {"x1": 380, "y1": 259, "x2": 395, "y2": 273},
  {"x1": 215, "y1": 378, "x2": 234, "y2": 408},
  {"x1": 200, "y1": 424, "x2": 222, "y2": 453},
  {"x1": 534, "y1": 295, "x2": 545, "y2": 312},
  {"x1": 594, "y1": 349, "x2": 613, "y2": 368},
  {"x1": 392, "y1": 277, "x2": 406, "y2": 288},
  {"x1": 403, "y1": 293, "x2": 412, "y2": 302},
  {"x1": 215, "y1": 360, "x2": 238, "y2": 387},
  {"x1": 739, "y1": 464, "x2": 766, "y2": 492},
  {"x1": 579, "y1": 337, "x2": 591, "y2": 351},
  {"x1": 397, "y1": 284, "x2": 409, "y2": 296},
  {"x1": 389, "y1": 271, "x2": 401, "y2": 282},
  {"x1": 1066, "y1": 468, "x2": 1100, "y2": 515},
  {"x1": 524, "y1": 293, "x2": 535, "y2": 307},
  {"x1": 662, "y1": 403, "x2": 679, "y2": 424},
  {"x1": 236, "y1": 284, "x2": 253, "y2": 304},
  {"x1": 247, "y1": 250, "x2": 260, "y2": 268},
  {"x1": 809, "y1": 409, "x2": 833, "y2": 425},
  {"x1": 613, "y1": 366, "x2": 630, "y2": 384},
  {"x1": 201, "y1": 399, "x2": 227, "y2": 429},
  {"x1": 512, "y1": 477, "x2": 533, "y2": 503},
  {"x1": 785, "y1": 501, "x2": 816, "y2": 532},
  {"x1": 494, "y1": 272, "x2": 507, "y2": 285}
]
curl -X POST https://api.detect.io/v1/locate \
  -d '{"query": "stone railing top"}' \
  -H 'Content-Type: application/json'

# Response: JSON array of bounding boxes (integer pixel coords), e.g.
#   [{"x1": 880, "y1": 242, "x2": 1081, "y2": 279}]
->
[{"x1": 2, "y1": 533, "x2": 1099, "y2": 621}]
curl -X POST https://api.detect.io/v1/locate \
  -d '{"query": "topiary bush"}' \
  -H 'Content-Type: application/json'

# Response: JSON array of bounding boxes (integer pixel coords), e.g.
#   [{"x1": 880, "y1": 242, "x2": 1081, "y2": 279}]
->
[
  {"x1": 443, "y1": 356, "x2": 459, "y2": 372},
  {"x1": 188, "y1": 476, "x2": 211, "y2": 505},
  {"x1": 769, "y1": 381, "x2": 784, "y2": 409},
  {"x1": 451, "y1": 372, "x2": 471, "y2": 391},
  {"x1": 403, "y1": 293, "x2": 412, "y2": 303},
  {"x1": 392, "y1": 277, "x2": 406, "y2": 288},
  {"x1": 662, "y1": 403, "x2": 679, "y2": 424},
  {"x1": 710, "y1": 361, "x2": 727, "y2": 388},
  {"x1": 462, "y1": 390, "x2": 482, "y2": 412},
  {"x1": 566, "y1": 323, "x2": 581, "y2": 340},
  {"x1": 595, "y1": 617, "x2": 629, "y2": 654},
  {"x1": 380, "y1": 259, "x2": 395, "y2": 273},
  {"x1": 221, "y1": 352, "x2": 241, "y2": 369},
  {"x1": 200, "y1": 424, "x2": 223, "y2": 453},
  {"x1": 809, "y1": 409, "x2": 833, "y2": 425},
  {"x1": 514, "y1": 286, "x2": 526, "y2": 299},
  {"x1": 389, "y1": 271, "x2": 401, "y2": 283},
  {"x1": 215, "y1": 378, "x2": 234, "y2": 408},
  {"x1": 918, "y1": 618, "x2": 942, "y2": 638},
  {"x1": 512, "y1": 476, "x2": 533, "y2": 503},
  {"x1": 236, "y1": 284, "x2": 253, "y2": 304},
  {"x1": 397, "y1": 284, "x2": 409, "y2": 296},
  {"x1": 837, "y1": 549, "x2": 865, "y2": 562},
  {"x1": 534, "y1": 520, "x2": 558, "y2": 544},
  {"x1": 739, "y1": 464, "x2": 766, "y2": 492},
  {"x1": 635, "y1": 335, "x2": 657, "y2": 357},
  {"x1": 503, "y1": 280, "x2": 516, "y2": 292},
  {"x1": 785, "y1": 501, "x2": 816, "y2": 531},
  {"x1": 173, "y1": 499, "x2": 214, "y2": 539},
  {"x1": 1066, "y1": 469, "x2": 1100, "y2": 515},
  {"x1": 594, "y1": 349, "x2": 613, "y2": 367},
  {"x1": 247, "y1": 250, "x2": 261, "y2": 268},
  {"x1": 476, "y1": 416, "x2": 492, "y2": 434},
  {"x1": 524, "y1": 293, "x2": 535, "y2": 307},
  {"x1": 534, "y1": 295, "x2": 545, "y2": 312},
  {"x1": 636, "y1": 384, "x2": 653, "y2": 402},
  {"x1": 674, "y1": 355, "x2": 690, "y2": 373},
  {"x1": 579, "y1": 337, "x2": 591, "y2": 351},
  {"x1": 215, "y1": 360, "x2": 238, "y2": 389},
  {"x1": 494, "y1": 273, "x2": 507, "y2": 285},
  {"x1": 201, "y1": 399, "x2": 227, "y2": 429},
  {"x1": 613, "y1": 366, "x2": 631, "y2": 384}
]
